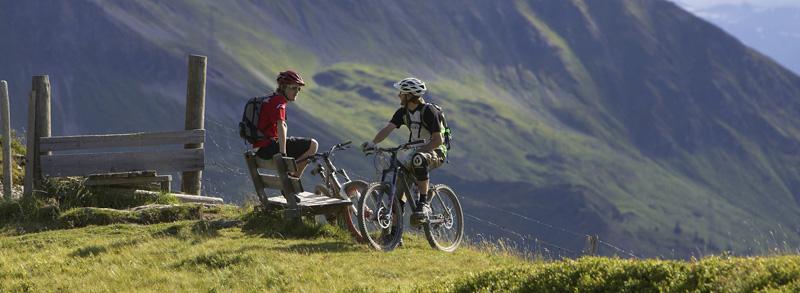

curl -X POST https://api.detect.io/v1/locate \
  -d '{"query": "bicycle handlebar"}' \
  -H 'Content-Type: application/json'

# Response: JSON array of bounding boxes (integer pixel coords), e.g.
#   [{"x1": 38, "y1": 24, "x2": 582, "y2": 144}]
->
[
  {"x1": 365, "y1": 139, "x2": 426, "y2": 154},
  {"x1": 299, "y1": 140, "x2": 353, "y2": 164}
]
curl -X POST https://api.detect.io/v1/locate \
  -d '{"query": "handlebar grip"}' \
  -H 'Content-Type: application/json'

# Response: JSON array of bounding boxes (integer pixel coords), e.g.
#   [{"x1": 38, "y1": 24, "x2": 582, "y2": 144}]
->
[{"x1": 341, "y1": 141, "x2": 352, "y2": 147}]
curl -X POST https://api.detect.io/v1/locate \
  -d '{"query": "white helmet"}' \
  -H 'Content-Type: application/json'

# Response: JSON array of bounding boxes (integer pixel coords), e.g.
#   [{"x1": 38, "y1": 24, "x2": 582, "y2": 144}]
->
[{"x1": 393, "y1": 77, "x2": 427, "y2": 96}]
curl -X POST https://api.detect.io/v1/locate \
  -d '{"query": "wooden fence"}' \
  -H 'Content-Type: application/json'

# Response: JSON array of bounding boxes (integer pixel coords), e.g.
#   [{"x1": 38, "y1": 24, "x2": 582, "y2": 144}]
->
[
  {"x1": 22, "y1": 54, "x2": 207, "y2": 197},
  {"x1": 0, "y1": 81, "x2": 11, "y2": 199}
]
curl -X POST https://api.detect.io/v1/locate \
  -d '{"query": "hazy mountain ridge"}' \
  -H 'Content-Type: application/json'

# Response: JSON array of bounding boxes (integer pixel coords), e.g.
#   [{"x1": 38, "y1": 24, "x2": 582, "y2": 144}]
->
[
  {"x1": 2, "y1": 0, "x2": 800, "y2": 257},
  {"x1": 690, "y1": 3, "x2": 800, "y2": 75}
]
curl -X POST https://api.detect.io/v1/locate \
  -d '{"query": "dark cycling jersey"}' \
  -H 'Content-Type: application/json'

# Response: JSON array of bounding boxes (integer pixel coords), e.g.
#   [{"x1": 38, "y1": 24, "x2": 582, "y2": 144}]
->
[{"x1": 389, "y1": 103, "x2": 441, "y2": 140}]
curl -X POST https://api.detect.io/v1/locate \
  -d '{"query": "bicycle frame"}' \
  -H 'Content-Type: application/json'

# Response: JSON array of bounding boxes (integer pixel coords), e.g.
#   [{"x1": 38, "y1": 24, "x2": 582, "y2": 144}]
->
[
  {"x1": 308, "y1": 142, "x2": 361, "y2": 199},
  {"x1": 372, "y1": 142, "x2": 427, "y2": 221}
]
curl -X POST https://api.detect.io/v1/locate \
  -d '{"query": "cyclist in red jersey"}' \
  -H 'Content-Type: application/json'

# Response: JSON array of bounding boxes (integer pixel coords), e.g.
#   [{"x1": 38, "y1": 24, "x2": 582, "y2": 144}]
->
[{"x1": 252, "y1": 70, "x2": 318, "y2": 177}]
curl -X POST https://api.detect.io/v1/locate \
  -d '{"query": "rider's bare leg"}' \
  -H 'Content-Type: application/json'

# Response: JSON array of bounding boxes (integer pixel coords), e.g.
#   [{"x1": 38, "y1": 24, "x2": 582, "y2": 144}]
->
[
  {"x1": 416, "y1": 180, "x2": 429, "y2": 203},
  {"x1": 291, "y1": 139, "x2": 318, "y2": 177}
]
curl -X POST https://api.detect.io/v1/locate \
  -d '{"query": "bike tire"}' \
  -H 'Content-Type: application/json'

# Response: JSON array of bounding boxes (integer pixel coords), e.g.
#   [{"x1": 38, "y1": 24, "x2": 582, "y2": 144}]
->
[
  {"x1": 340, "y1": 180, "x2": 369, "y2": 243},
  {"x1": 423, "y1": 184, "x2": 464, "y2": 252},
  {"x1": 357, "y1": 182, "x2": 404, "y2": 251}
]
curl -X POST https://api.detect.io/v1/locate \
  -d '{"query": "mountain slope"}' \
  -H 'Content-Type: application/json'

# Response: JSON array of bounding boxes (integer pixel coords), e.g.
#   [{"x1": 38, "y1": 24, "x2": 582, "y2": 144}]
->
[{"x1": 2, "y1": 0, "x2": 800, "y2": 257}]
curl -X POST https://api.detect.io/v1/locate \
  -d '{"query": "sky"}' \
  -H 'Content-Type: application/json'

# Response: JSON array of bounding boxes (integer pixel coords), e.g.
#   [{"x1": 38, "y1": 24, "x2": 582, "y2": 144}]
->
[{"x1": 673, "y1": 0, "x2": 800, "y2": 9}]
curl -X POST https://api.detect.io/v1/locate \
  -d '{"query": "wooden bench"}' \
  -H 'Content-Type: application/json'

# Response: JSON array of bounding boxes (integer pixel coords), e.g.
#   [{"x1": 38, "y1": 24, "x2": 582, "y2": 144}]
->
[
  {"x1": 84, "y1": 170, "x2": 171, "y2": 192},
  {"x1": 244, "y1": 151, "x2": 351, "y2": 218},
  {"x1": 36, "y1": 130, "x2": 218, "y2": 202}
]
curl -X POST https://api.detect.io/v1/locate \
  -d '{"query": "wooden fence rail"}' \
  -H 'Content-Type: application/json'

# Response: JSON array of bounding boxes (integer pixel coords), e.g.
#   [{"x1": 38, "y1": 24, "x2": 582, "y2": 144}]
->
[
  {"x1": 39, "y1": 129, "x2": 205, "y2": 152},
  {"x1": 24, "y1": 54, "x2": 208, "y2": 196},
  {"x1": 40, "y1": 130, "x2": 204, "y2": 177}
]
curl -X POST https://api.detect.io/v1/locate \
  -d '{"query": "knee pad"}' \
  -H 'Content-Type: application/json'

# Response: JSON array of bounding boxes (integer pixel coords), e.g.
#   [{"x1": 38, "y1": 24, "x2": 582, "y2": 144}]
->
[{"x1": 412, "y1": 153, "x2": 429, "y2": 181}]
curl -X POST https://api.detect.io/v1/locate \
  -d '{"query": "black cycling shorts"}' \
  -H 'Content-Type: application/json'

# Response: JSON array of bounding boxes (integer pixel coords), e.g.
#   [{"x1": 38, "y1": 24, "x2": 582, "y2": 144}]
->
[{"x1": 256, "y1": 137, "x2": 313, "y2": 160}]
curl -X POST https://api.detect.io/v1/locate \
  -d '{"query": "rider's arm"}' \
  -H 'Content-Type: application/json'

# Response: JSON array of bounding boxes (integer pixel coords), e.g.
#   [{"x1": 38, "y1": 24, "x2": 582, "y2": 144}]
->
[
  {"x1": 277, "y1": 119, "x2": 287, "y2": 155},
  {"x1": 421, "y1": 131, "x2": 442, "y2": 152},
  {"x1": 372, "y1": 123, "x2": 396, "y2": 144}
]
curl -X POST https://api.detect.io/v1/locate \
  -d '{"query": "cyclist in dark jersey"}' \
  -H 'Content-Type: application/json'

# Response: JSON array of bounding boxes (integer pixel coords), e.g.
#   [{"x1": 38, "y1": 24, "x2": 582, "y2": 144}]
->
[
  {"x1": 362, "y1": 77, "x2": 446, "y2": 222},
  {"x1": 252, "y1": 70, "x2": 318, "y2": 177}
]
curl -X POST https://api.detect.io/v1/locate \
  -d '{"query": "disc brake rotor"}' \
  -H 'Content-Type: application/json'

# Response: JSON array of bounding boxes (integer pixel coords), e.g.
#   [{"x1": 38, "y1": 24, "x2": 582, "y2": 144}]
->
[{"x1": 376, "y1": 206, "x2": 392, "y2": 229}]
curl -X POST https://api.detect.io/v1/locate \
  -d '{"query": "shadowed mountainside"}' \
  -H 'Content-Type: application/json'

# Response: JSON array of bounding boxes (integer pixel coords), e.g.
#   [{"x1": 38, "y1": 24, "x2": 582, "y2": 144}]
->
[{"x1": 2, "y1": 0, "x2": 800, "y2": 257}]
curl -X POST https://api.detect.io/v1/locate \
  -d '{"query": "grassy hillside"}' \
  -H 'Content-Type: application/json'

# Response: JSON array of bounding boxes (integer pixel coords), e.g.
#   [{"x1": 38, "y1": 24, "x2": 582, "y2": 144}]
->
[
  {"x1": 1, "y1": 218, "x2": 799, "y2": 292},
  {"x1": 0, "y1": 218, "x2": 525, "y2": 292}
]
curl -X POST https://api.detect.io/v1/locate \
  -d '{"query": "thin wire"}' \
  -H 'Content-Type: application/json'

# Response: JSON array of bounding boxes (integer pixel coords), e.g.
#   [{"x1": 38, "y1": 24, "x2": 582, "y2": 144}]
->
[
  {"x1": 465, "y1": 214, "x2": 579, "y2": 256},
  {"x1": 464, "y1": 196, "x2": 638, "y2": 258}
]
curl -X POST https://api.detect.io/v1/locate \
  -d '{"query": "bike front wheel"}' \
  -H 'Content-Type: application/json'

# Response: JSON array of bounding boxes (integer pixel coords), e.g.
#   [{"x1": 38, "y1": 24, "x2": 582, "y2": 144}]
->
[
  {"x1": 424, "y1": 184, "x2": 464, "y2": 252},
  {"x1": 357, "y1": 183, "x2": 404, "y2": 251}
]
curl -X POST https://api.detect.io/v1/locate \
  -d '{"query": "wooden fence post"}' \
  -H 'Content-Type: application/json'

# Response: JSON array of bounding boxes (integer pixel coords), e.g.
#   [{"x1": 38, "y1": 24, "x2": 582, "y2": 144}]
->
[
  {"x1": 33, "y1": 76, "x2": 51, "y2": 188},
  {"x1": 584, "y1": 235, "x2": 599, "y2": 256},
  {"x1": 1, "y1": 81, "x2": 11, "y2": 199},
  {"x1": 23, "y1": 90, "x2": 36, "y2": 198},
  {"x1": 181, "y1": 54, "x2": 206, "y2": 195}
]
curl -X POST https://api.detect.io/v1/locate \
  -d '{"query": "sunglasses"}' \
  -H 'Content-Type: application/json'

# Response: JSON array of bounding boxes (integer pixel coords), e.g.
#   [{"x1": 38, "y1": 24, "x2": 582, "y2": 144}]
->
[{"x1": 287, "y1": 85, "x2": 302, "y2": 92}]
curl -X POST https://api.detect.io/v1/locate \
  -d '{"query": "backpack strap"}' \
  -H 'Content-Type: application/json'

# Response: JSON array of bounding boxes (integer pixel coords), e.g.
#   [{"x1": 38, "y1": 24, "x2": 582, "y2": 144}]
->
[{"x1": 404, "y1": 107, "x2": 414, "y2": 141}]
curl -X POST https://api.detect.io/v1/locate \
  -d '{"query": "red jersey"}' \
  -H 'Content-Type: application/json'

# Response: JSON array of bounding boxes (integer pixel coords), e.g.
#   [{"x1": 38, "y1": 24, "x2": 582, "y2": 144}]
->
[{"x1": 253, "y1": 94, "x2": 287, "y2": 148}]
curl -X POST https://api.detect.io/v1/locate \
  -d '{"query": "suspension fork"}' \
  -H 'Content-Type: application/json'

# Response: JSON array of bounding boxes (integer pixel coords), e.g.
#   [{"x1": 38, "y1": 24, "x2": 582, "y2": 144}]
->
[{"x1": 379, "y1": 166, "x2": 401, "y2": 216}]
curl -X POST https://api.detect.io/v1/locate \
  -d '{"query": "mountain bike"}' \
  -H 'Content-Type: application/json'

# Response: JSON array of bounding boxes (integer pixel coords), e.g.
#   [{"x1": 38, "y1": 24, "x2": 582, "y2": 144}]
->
[
  {"x1": 303, "y1": 141, "x2": 369, "y2": 242},
  {"x1": 358, "y1": 140, "x2": 464, "y2": 252}
]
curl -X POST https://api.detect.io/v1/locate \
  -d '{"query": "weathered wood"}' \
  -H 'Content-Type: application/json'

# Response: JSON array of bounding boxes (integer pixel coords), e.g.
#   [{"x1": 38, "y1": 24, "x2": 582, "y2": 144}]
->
[
  {"x1": 244, "y1": 151, "x2": 267, "y2": 205},
  {"x1": 23, "y1": 90, "x2": 36, "y2": 198},
  {"x1": 584, "y1": 235, "x2": 599, "y2": 256},
  {"x1": 273, "y1": 153, "x2": 303, "y2": 217},
  {"x1": 182, "y1": 54, "x2": 206, "y2": 195},
  {"x1": 40, "y1": 130, "x2": 205, "y2": 152},
  {"x1": 255, "y1": 157, "x2": 277, "y2": 169},
  {"x1": 266, "y1": 191, "x2": 351, "y2": 216},
  {"x1": 260, "y1": 174, "x2": 282, "y2": 190},
  {"x1": 33, "y1": 76, "x2": 51, "y2": 183},
  {"x1": 173, "y1": 193, "x2": 222, "y2": 204},
  {"x1": 87, "y1": 170, "x2": 157, "y2": 179},
  {"x1": 133, "y1": 190, "x2": 223, "y2": 205},
  {"x1": 267, "y1": 192, "x2": 351, "y2": 206},
  {"x1": 40, "y1": 149, "x2": 204, "y2": 177},
  {"x1": 85, "y1": 175, "x2": 171, "y2": 191},
  {"x1": 1, "y1": 81, "x2": 11, "y2": 199}
]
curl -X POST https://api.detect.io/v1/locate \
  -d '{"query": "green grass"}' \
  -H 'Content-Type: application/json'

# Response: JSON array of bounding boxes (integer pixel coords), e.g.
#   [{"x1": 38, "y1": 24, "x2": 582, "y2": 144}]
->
[
  {"x1": 430, "y1": 256, "x2": 800, "y2": 292},
  {"x1": 0, "y1": 213, "x2": 526, "y2": 292},
  {"x1": 0, "y1": 130, "x2": 25, "y2": 184},
  {"x1": 1, "y1": 213, "x2": 799, "y2": 292}
]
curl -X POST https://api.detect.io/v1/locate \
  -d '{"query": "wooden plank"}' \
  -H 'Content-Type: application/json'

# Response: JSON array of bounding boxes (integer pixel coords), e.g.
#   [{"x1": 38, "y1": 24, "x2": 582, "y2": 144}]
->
[
  {"x1": 267, "y1": 192, "x2": 351, "y2": 216},
  {"x1": 40, "y1": 149, "x2": 203, "y2": 177},
  {"x1": 84, "y1": 175, "x2": 171, "y2": 186},
  {"x1": 23, "y1": 90, "x2": 36, "y2": 198},
  {"x1": 1, "y1": 81, "x2": 11, "y2": 199},
  {"x1": 172, "y1": 193, "x2": 222, "y2": 205},
  {"x1": 244, "y1": 151, "x2": 267, "y2": 204},
  {"x1": 267, "y1": 192, "x2": 351, "y2": 207},
  {"x1": 39, "y1": 130, "x2": 205, "y2": 152},
  {"x1": 182, "y1": 54, "x2": 206, "y2": 195},
  {"x1": 260, "y1": 174, "x2": 282, "y2": 190},
  {"x1": 133, "y1": 190, "x2": 223, "y2": 205},
  {"x1": 88, "y1": 170, "x2": 157, "y2": 179}
]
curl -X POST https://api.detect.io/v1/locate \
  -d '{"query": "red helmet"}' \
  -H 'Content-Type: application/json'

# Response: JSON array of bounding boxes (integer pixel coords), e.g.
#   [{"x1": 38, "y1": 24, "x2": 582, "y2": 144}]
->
[{"x1": 277, "y1": 70, "x2": 305, "y2": 86}]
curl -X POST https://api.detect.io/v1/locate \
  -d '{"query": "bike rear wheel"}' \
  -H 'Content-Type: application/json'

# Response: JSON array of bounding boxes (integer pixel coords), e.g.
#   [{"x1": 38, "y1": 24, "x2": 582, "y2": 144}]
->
[
  {"x1": 315, "y1": 181, "x2": 369, "y2": 243},
  {"x1": 423, "y1": 184, "x2": 464, "y2": 252},
  {"x1": 339, "y1": 180, "x2": 369, "y2": 243},
  {"x1": 357, "y1": 183, "x2": 404, "y2": 251}
]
